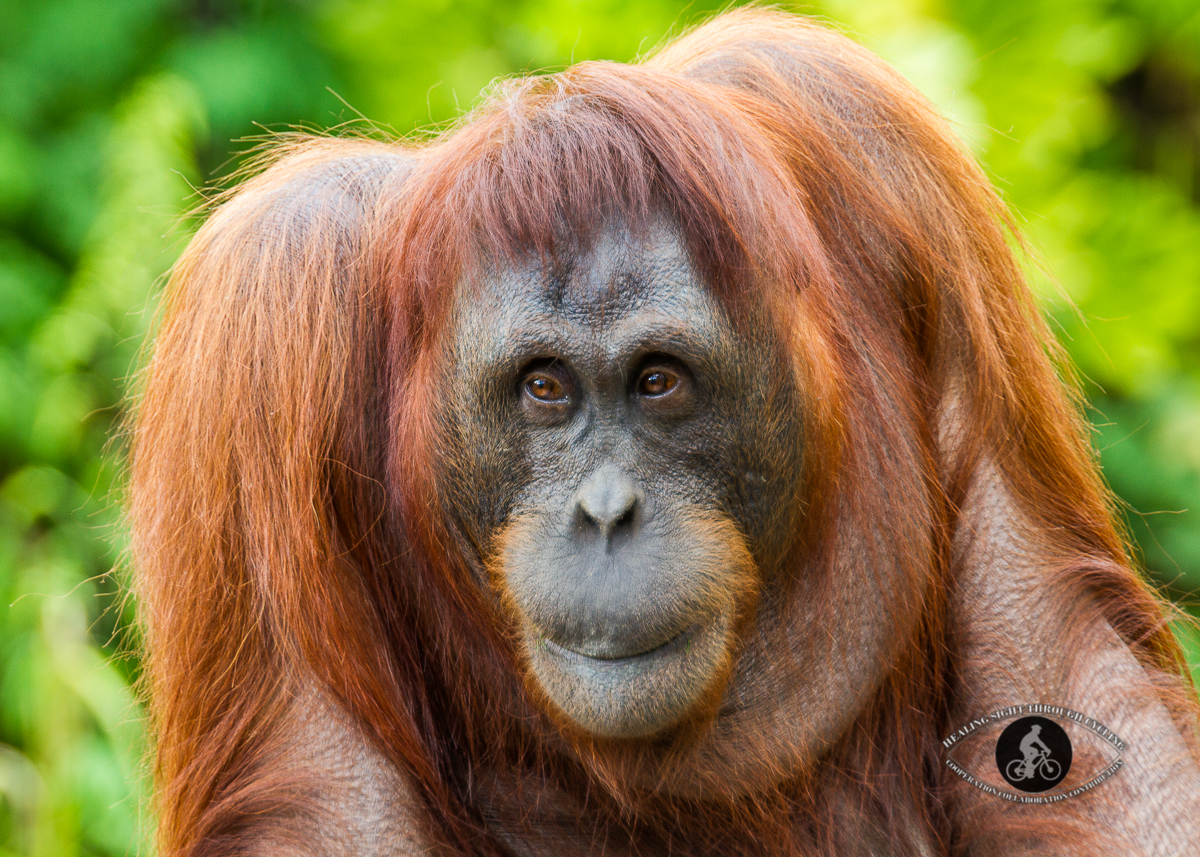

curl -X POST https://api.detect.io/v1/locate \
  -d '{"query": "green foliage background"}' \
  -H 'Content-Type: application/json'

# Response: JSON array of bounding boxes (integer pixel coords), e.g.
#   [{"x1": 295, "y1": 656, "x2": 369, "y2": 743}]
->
[{"x1": 1, "y1": 0, "x2": 1198, "y2": 852}]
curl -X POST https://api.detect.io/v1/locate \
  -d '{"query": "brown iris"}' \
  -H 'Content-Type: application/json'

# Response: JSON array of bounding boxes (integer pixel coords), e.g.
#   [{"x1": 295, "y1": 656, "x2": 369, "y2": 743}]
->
[
  {"x1": 526, "y1": 374, "x2": 567, "y2": 402},
  {"x1": 638, "y1": 369, "x2": 678, "y2": 397}
]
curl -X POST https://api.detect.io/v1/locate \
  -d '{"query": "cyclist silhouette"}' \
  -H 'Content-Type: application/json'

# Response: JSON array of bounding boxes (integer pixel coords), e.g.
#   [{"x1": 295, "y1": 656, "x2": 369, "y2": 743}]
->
[
  {"x1": 1006, "y1": 724, "x2": 1060, "y2": 781},
  {"x1": 1020, "y1": 725, "x2": 1050, "y2": 765},
  {"x1": 999, "y1": 719, "x2": 1067, "y2": 787}
]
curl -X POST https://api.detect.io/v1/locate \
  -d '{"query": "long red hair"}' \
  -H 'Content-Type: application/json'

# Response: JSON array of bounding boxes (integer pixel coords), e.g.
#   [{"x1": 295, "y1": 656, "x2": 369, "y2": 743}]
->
[{"x1": 131, "y1": 9, "x2": 1195, "y2": 856}]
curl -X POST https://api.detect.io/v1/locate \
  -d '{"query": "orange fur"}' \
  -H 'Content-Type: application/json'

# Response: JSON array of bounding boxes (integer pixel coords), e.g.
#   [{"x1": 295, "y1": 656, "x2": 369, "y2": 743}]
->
[{"x1": 130, "y1": 10, "x2": 1198, "y2": 856}]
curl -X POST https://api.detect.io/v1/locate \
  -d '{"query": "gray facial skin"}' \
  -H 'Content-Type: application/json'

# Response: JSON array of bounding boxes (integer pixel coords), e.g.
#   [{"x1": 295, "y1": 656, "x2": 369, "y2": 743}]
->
[{"x1": 435, "y1": 221, "x2": 804, "y2": 740}]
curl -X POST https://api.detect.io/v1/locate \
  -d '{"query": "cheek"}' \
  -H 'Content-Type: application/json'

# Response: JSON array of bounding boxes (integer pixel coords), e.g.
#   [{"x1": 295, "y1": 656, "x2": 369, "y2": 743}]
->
[
  {"x1": 663, "y1": 370, "x2": 804, "y2": 567},
  {"x1": 734, "y1": 388, "x2": 806, "y2": 562},
  {"x1": 435, "y1": 384, "x2": 531, "y2": 544}
]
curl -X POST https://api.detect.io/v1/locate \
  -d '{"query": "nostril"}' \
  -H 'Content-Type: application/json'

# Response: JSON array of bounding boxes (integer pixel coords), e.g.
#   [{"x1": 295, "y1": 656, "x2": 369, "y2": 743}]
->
[
  {"x1": 573, "y1": 466, "x2": 641, "y2": 539},
  {"x1": 576, "y1": 495, "x2": 638, "y2": 537}
]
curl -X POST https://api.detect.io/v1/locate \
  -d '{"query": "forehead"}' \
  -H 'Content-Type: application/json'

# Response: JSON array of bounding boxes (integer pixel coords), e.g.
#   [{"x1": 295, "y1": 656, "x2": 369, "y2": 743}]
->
[{"x1": 449, "y1": 222, "x2": 731, "y2": 366}]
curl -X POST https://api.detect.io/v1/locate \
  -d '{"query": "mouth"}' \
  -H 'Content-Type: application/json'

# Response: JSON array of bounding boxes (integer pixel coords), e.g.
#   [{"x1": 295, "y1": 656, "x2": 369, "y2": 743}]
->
[
  {"x1": 523, "y1": 613, "x2": 734, "y2": 739},
  {"x1": 540, "y1": 621, "x2": 702, "y2": 664}
]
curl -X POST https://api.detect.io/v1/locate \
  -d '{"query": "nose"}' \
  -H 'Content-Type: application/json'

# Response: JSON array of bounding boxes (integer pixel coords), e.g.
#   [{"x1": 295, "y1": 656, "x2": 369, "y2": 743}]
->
[{"x1": 573, "y1": 465, "x2": 641, "y2": 540}]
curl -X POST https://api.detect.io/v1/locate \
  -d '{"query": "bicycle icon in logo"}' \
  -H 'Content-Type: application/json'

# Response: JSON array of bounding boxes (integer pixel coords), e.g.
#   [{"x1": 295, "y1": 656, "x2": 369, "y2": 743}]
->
[
  {"x1": 1006, "y1": 750, "x2": 1061, "y2": 781},
  {"x1": 996, "y1": 717, "x2": 1071, "y2": 792},
  {"x1": 1004, "y1": 724, "x2": 1061, "y2": 781}
]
